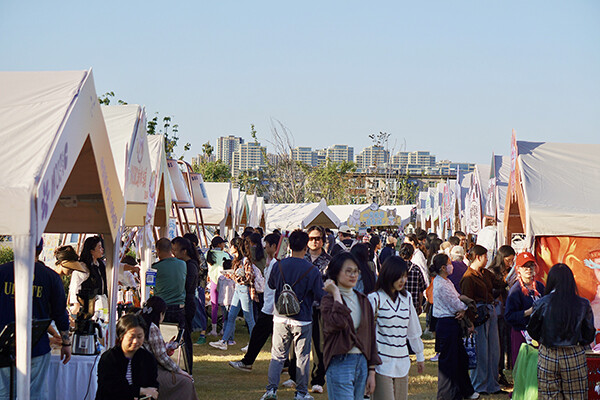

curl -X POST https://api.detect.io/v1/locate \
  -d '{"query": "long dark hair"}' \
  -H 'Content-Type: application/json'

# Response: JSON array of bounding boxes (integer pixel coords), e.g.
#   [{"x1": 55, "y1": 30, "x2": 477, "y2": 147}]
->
[
  {"x1": 245, "y1": 232, "x2": 265, "y2": 263},
  {"x1": 375, "y1": 256, "x2": 408, "y2": 301},
  {"x1": 172, "y1": 236, "x2": 200, "y2": 264},
  {"x1": 489, "y1": 245, "x2": 515, "y2": 276},
  {"x1": 545, "y1": 263, "x2": 580, "y2": 340},
  {"x1": 350, "y1": 243, "x2": 376, "y2": 294},
  {"x1": 230, "y1": 237, "x2": 245, "y2": 268},
  {"x1": 141, "y1": 296, "x2": 167, "y2": 336},
  {"x1": 80, "y1": 236, "x2": 103, "y2": 267},
  {"x1": 426, "y1": 238, "x2": 442, "y2": 267}
]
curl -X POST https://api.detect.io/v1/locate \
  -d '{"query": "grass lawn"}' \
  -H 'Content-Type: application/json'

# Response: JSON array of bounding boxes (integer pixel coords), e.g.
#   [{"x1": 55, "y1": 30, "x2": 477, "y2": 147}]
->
[{"x1": 190, "y1": 318, "x2": 512, "y2": 400}]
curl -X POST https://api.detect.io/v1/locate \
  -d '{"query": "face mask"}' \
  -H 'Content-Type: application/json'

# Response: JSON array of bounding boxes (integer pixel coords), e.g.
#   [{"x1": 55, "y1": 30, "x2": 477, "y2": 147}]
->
[{"x1": 446, "y1": 263, "x2": 454, "y2": 275}]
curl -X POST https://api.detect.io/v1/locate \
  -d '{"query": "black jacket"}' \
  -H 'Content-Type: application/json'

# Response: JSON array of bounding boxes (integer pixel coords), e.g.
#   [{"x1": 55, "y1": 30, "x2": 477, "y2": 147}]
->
[
  {"x1": 527, "y1": 293, "x2": 595, "y2": 347},
  {"x1": 96, "y1": 346, "x2": 158, "y2": 400}
]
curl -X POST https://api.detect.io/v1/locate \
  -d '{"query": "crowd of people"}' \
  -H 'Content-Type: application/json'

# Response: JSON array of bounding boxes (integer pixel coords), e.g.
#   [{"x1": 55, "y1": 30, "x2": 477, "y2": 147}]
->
[{"x1": 0, "y1": 223, "x2": 596, "y2": 400}]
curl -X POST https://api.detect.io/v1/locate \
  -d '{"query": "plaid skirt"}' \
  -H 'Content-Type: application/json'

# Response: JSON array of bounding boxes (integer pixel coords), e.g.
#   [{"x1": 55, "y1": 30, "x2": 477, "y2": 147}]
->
[{"x1": 538, "y1": 344, "x2": 588, "y2": 399}]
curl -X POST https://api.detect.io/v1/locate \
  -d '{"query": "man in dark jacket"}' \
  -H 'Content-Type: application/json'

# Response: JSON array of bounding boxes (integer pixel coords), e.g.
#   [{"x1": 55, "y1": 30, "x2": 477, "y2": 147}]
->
[
  {"x1": 261, "y1": 230, "x2": 325, "y2": 400},
  {"x1": 0, "y1": 241, "x2": 71, "y2": 399}
]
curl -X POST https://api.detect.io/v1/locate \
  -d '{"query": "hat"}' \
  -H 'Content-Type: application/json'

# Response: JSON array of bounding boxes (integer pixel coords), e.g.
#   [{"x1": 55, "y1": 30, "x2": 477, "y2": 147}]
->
[
  {"x1": 515, "y1": 252, "x2": 537, "y2": 268},
  {"x1": 386, "y1": 236, "x2": 397, "y2": 246},
  {"x1": 211, "y1": 236, "x2": 226, "y2": 247},
  {"x1": 57, "y1": 260, "x2": 87, "y2": 273},
  {"x1": 338, "y1": 225, "x2": 352, "y2": 235},
  {"x1": 450, "y1": 245, "x2": 465, "y2": 258}
]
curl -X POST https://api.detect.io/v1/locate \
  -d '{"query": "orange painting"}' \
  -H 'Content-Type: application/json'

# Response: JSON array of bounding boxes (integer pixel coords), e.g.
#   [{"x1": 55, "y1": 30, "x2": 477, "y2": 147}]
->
[{"x1": 535, "y1": 236, "x2": 600, "y2": 331}]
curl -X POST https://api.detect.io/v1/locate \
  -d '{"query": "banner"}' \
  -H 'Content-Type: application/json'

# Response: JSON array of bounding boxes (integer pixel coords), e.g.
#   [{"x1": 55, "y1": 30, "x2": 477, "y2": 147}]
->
[
  {"x1": 535, "y1": 236, "x2": 600, "y2": 331},
  {"x1": 485, "y1": 153, "x2": 497, "y2": 218},
  {"x1": 510, "y1": 129, "x2": 517, "y2": 197},
  {"x1": 467, "y1": 174, "x2": 482, "y2": 234}
]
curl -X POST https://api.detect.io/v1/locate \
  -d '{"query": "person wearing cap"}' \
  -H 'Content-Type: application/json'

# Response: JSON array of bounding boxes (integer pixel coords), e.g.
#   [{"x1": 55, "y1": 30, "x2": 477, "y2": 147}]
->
[
  {"x1": 53, "y1": 245, "x2": 89, "y2": 316},
  {"x1": 331, "y1": 226, "x2": 354, "y2": 258},
  {"x1": 0, "y1": 240, "x2": 71, "y2": 399},
  {"x1": 206, "y1": 236, "x2": 231, "y2": 336},
  {"x1": 504, "y1": 252, "x2": 545, "y2": 367}
]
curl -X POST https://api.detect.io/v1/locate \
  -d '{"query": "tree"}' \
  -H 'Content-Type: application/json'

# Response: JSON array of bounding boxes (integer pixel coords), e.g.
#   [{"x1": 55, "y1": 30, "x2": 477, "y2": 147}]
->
[
  {"x1": 305, "y1": 160, "x2": 356, "y2": 204},
  {"x1": 96, "y1": 91, "x2": 190, "y2": 159},
  {"x1": 192, "y1": 160, "x2": 231, "y2": 182}
]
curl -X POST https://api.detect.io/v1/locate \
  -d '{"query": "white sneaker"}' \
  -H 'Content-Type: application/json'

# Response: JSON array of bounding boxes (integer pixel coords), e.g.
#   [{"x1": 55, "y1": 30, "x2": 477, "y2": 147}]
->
[
  {"x1": 464, "y1": 392, "x2": 480, "y2": 399},
  {"x1": 294, "y1": 393, "x2": 314, "y2": 400},
  {"x1": 208, "y1": 339, "x2": 227, "y2": 350},
  {"x1": 311, "y1": 385, "x2": 323, "y2": 394},
  {"x1": 282, "y1": 379, "x2": 296, "y2": 388},
  {"x1": 241, "y1": 344, "x2": 249, "y2": 352},
  {"x1": 260, "y1": 389, "x2": 278, "y2": 400}
]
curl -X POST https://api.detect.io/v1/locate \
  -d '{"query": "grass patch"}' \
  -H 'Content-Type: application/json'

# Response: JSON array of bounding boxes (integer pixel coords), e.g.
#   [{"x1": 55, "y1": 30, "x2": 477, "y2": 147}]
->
[{"x1": 190, "y1": 317, "x2": 512, "y2": 399}]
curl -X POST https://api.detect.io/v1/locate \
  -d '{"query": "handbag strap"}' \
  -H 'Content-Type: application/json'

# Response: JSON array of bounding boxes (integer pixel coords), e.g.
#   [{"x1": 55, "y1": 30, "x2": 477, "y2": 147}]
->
[{"x1": 278, "y1": 262, "x2": 312, "y2": 288}]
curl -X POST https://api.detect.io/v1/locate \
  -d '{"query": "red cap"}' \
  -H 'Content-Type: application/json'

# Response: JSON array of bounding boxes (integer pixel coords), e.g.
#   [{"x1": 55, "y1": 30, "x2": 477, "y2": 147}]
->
[{"x1": 515, "y1": 252, "x2": 537, "y2": 268}]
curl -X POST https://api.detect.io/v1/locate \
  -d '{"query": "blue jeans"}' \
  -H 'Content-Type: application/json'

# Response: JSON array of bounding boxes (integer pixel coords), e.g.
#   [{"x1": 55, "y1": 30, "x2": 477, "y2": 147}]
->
[
  {"x1": 470, "y1": 303, "x2": 500, "y2": 393},
  {"x1": 222, "y1": 285, "x2": 255, "y2": 342},
  {"x1": 192, "y1": 287, "x2": 207, "y2": 332},
  {"x1": 326, "y1": 353, "x2": 368, "y2": 400},
  {"x1": 0, "y1": 352, "x2": 50, "y2": 400}
]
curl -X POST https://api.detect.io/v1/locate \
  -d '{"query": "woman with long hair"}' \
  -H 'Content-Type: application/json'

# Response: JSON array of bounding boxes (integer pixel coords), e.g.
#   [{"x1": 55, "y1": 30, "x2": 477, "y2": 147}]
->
[
  {"x1": 350, "y1": 243, "x2": 377, "y2": 294},
  {"x1": 205, "y1": 236, "x2": 231, "y2": 336},
  {"x1": 460, "y1": 245, "x2": 505, "y2": 395},
  {"x1": 368, "y1": 256, "x2": 424, "y2": 400},
  {"x1": 141, "y1": 296, "x2": 198, "y2": 400},
  {"x1": 72, "y1": 236, "x2": 107, "y2": 318},
  {"x1": 431, "y1": 253, "x2": 478, "y2": 400},
  {"x1": 321, "y1": 252, "x2": 381, "y2": 399},
  {"x1": 209, "y1": 237, "x2": 256, "y2": 350},
  {"x1": 96, "y1": 314, "x2": 158, "y2": 400},
  {"x1": 171, "y1": 236, "x2": 199, "y2": 371},
  {"x1": 487, "y1": 245, "x2": 514, "y2": 385},
  {"x1": 504, "y1": 252, "x2": 545, "y2": 367},
  {"x1": 527, "y1": 263, "x2": 595, "y2": 398}
]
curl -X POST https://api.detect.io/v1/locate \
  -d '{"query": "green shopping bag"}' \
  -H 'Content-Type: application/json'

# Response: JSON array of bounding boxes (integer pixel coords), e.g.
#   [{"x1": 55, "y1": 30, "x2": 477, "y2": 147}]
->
[{"x1": 512, "y1": 343, "x2": 539, "y2": 400}]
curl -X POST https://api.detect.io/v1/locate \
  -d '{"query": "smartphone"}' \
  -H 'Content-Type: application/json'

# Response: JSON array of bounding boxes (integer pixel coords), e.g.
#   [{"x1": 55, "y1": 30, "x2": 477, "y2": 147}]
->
[{"x1": 175, "y1": 328, "x2": 184, "y2": 344}]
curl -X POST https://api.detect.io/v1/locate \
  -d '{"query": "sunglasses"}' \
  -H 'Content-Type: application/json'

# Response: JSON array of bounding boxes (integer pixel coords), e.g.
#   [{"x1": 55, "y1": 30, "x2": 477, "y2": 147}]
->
[{"x1": 308, "y1": 236, "x2": 323, "y2": 241}]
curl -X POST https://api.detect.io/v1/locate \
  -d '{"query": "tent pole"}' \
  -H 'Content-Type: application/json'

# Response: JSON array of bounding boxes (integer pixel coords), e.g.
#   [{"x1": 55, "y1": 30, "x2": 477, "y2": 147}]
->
[
  {"x1": 199, "y1": 209, "x2": 208, "y2": 248},
  {"x1": 181, "y1": 207, "x2": 192, "y2": 235},
  {"x1": 173, "y1": 203, "x2": 185, "y2": 236},
  {"x1": 14, "y1": 233, "x2": 35, "y2": 400}
]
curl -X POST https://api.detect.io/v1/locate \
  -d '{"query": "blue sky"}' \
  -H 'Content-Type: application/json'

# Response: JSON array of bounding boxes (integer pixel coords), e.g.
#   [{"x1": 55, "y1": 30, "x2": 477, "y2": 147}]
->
[{"x1": 1, "y1": 1, "x2": 598, "y2": 164}]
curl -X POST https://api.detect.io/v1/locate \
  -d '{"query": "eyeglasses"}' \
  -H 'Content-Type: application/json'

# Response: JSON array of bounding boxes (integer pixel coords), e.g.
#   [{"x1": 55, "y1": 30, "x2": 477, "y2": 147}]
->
[
  {"x1": 308, "y1": 237, "x2": 322, "y2": 242},
  {"x1": 343, "y1": 269, "x2": 360, "y2": 277}
]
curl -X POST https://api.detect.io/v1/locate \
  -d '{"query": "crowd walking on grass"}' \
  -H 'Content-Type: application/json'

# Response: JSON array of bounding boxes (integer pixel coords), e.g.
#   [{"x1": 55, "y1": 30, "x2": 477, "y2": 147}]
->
[{"x1": 1, "y1": 224, "x2": 595, "y2": 400}]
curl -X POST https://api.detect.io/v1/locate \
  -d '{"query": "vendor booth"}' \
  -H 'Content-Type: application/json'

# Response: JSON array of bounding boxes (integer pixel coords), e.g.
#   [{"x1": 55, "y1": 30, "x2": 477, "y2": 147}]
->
[
  {"x1": 266, "y1": 199, "x2": 340, "y2": 232},
  {"x1": 0, "y1": 70, "x2": 124, "y2": 399},
  {"x1": 330, "y1": 203, "x2": 414, "y2": 234}
]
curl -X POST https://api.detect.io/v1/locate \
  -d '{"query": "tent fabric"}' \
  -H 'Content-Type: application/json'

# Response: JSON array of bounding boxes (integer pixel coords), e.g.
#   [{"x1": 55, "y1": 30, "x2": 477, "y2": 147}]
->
[
  {"x1": 265, "y1": 199, "x2": 340, "y2": 231},
  {"x1": 330, "y1": 204, "x2": 414, "y2": 229},
  {"x1": 0, "y1": 70, "x2": 124, "y2": 399},
  {"x1": 518, "y1": 141, "x2": 600, "y2": 239},
  {"x1": 146, "y1": 135, "x2": 173, "y2": 229},
  {"x1": 494, "y1": 155, "x2": 510, "y2": 223},
  {"x1": 103, "y1": 105, "x2": 152, "y2": 226},
  {"x1": 202, "y1": 182, "x2": 233, "y2": 233}
]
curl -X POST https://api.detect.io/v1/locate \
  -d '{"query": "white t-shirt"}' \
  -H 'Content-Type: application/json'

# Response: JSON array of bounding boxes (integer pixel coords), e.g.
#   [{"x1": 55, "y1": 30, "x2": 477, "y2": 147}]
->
[
  {"x1": 261, "y1": 258, "x2": 277, "y2": 315},
  {"x1": 69, "y1": 270, "x2": 90, "y2": 312}
]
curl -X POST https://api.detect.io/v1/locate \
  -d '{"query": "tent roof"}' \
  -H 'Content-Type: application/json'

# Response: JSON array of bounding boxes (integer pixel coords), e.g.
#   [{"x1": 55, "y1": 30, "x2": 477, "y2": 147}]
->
[
  {"x1": 0, "y1": 70, "x2": 123, "y2": 237},
  {"x1": 103, "y1": 105, "x2": 152, "y2": 226},
  {"x1": 517, "y1": 141, "x2": 600, "y2": 238},
  {"x1": 202, "y1": 182, "x2": 233, "y2": 226},
  {"x1": 330, "y1": 204, "x2": 414, "y2": 228},
  {"x1": 494, "y1": 155, "x2": 510, "y2": 222},
  {"x1": 147, "y1": 135, "x2": 172, "y2": 228},
  {"x1": 265, "y1": 199, "x2": 340, "y2": 231}
]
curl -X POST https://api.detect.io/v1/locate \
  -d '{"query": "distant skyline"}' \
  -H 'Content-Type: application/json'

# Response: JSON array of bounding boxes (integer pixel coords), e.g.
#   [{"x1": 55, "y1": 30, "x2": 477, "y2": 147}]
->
[{"x1": 2, "y1": 1, "x2": 599, "y2": 165}]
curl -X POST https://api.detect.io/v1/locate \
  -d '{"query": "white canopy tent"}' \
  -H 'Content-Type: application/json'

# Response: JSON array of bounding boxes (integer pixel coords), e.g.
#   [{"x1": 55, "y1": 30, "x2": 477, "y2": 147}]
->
[
  {"x1": 507, "y1": 141, "x2": 600, "y2": 246},
  {"x1": 329, "y1": 204, "x2": 415, "y2": 231},
  {"x1": 0, "y1": 70, "x2": 124, "y2": 399},
  {"x1": 202, "y1": 182, "x2": 234, "y2": 236},
  {"x1": 255, "y1": 197, "x2": 267, "y2": 230},
  {"x1": 247, "y1": 194, "x2": 258, "y2": 227},
  {"x1": 265, "y1": 199, "x2": 340, "y2": 232}
]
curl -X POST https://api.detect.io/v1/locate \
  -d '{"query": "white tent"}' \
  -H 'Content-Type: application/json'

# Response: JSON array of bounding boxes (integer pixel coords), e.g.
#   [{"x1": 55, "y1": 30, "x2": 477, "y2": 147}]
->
[
  {"x1": 256, "y1": 197, "x2": 267, "y2": 230},
  {"x1": 508, "y1": 141, "x2": 600, "y2": 244},
  {"x1": 265, "y1": 199, "x2": 340, "y2": 232},
  {"x1": 202, "y1": 182, "x2": 234, "y2": 235},
  {"x1": 247, "y1": 194, "x2": 258, "y2": 227},
  {"x1": 103, "y1": 105, "x2": 152, "y2": 226},
  {"x1": 0, "y1": 70, "x2": 124, "y2": 399},
  {"x1": 238, "y1": 191, "x2": 250, "y2": 228},
  {"x1": 146, "y1": 135, "x2": 173, "y2": 234},
  {"x1": 330, "y1": 204, "x2": 414, "y2": 230}
]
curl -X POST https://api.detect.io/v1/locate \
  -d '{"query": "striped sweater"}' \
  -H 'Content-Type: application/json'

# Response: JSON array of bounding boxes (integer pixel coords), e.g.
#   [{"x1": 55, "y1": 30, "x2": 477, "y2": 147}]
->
[{"x1": 368, "y1": 290, "x2": 425, "y2": 378}]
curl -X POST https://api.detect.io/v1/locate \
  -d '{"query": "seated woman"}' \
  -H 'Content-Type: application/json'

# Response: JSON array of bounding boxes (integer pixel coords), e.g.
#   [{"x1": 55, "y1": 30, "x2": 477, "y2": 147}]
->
[
  {"x1": 141, "y1": 296, "x2": 198, "y2": 400},
  {"x1": 96, "y1": 313, "x2": 159, "y2": 400},
  {"x1": 321, "y1": 252, "x2": 380, "y2": 400}
]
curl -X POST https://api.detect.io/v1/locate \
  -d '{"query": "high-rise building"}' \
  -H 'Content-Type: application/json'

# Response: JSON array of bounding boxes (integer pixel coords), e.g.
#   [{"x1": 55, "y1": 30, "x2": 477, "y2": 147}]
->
[
  {"x1": 435, "y1": 160, "x2": 475, "y2": 175},
  {"x1": 392, "y1": 151, "x2": 436, "y2": 174},
  {"x1": 216, "y1": 135, "x2": 244, "y2": 166},
  {"x1": 355, "y1": 145, "x2": 390, "y2": 172},
  {"x1": 231, "y1": 142, "x2": 267, "y2": 177},
  {"x1": 291, "y1": 147, "x2": 317, "y2": 166},
  {"x1": 326, "y1": 145, "x2": 354, "y2": 163},
  {"x1": 315, "y1": 149, "x2": 327, "y2": 166}
]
